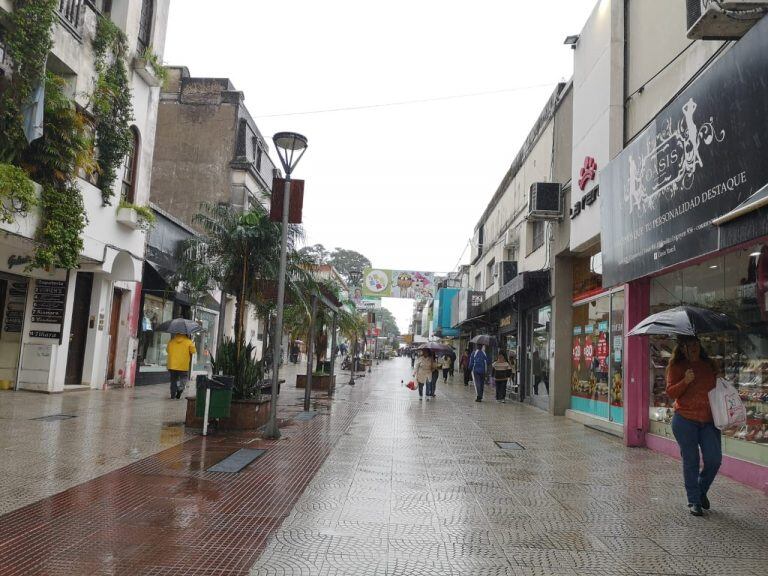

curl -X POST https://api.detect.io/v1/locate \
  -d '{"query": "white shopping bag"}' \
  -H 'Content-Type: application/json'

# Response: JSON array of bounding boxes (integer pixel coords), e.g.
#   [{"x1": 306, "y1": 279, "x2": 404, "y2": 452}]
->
[{"x1": 708, "y1": 377, "x2": 746, "y2": 430}]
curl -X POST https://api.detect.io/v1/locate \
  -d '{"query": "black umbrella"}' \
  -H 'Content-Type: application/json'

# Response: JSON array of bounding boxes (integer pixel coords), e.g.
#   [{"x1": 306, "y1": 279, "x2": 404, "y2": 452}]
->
[
  {"x1": 418, "y1": 342, "x2": 453, "y2": 354},
  {"x1": 470, "y1": 334, "x2": 496, "y2": 346},
  {"x1": 156, "y1": 318, "x2": 202, "y2": 336},
  {"x1": 627, "y1": 306, "x2": 740, "y2": 337}
]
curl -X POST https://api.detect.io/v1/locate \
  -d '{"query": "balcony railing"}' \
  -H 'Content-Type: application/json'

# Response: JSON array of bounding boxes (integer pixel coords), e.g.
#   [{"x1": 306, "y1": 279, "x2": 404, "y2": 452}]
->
[{"x1": 58, "y1": 0, "x2": 84, "y2": 34}]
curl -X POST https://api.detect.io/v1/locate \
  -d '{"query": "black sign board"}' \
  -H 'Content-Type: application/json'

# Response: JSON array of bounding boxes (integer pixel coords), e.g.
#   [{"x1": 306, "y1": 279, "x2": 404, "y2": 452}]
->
[
  {"x1": 601, "y1": 16, "x2": 768, "y2": 287},
  {"x1": 32, "y1": 280, "x2": 66, "y2": 324},
  {"x1": 29, "y1": 330, "x2": 61, "y2": 339}
]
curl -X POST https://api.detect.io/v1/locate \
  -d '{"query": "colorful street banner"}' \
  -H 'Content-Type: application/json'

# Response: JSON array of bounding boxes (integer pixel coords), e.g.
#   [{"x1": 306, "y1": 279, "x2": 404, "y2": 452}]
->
[{"x1": 361, "y1": 269, "x2": 435, "y2": 300}]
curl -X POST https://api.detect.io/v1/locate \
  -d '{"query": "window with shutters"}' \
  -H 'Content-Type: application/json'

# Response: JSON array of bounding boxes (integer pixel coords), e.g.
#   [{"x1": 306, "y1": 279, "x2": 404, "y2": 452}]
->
[
  {"x1": 121, "y1": 127, "x2": 140, "y2": 203},
  {"x1": 138, "y1": 0, "x2": 153, "y2": 51}
]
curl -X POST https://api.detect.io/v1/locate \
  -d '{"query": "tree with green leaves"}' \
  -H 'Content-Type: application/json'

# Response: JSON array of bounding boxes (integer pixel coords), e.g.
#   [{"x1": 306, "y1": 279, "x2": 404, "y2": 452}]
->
[
  {"x1": 298, "y1": 243, "x2": 330, "y2": 264},
  {"x1": 377, "y1": 307, "x2": 401, "y2": 337},
  {"x1": 176, "y1": 203, "x2": 313, "y2": 354},
  {"x1": 329, "y1": 248, "x2": 372, "y2": 284}
]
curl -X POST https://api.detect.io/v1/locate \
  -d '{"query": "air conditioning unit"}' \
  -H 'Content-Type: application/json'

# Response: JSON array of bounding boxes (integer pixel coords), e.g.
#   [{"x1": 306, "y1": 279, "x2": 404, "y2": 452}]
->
[
  {"x1": 503, "y1": 228, "x2": 519, "y2": 248},
  {"x1": 497, "y1": 261, "x2": 518, "y2": 287},
  {"x1": 687, "y1": 0, "x2": 768, "y2": 40},
  {"x1": 528, "y1": 182, "x2": 562, "y2": 221}
]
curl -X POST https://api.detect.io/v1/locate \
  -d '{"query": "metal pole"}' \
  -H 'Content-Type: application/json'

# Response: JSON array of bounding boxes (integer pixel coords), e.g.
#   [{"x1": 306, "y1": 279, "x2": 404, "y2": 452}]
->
[
  {"x1": 329, "y1": 312, "x2": 337, "y2": 394},
  {"x1": 304, "y1": 294, "x2": 317, "y2": 412},
  {"x1": 349, "y1": 335, "x2": 356, "y2": 385},
  {"x1": 263, "y1": 176, "x2": 292, "y2": 439}
]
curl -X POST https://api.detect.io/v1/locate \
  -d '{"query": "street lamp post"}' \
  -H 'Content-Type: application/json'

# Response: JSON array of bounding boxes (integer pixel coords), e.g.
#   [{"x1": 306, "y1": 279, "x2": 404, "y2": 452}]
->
[
  {"x1": 263, "y1": 132, "x2": 308, "y2": 440},
  {"x1": 348, "y1": 267, "x2": 362, "y2": 386}
]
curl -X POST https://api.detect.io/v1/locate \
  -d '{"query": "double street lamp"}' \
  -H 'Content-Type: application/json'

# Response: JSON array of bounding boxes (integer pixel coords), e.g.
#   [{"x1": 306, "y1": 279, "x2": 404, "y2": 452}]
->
[{"x1": 263, "y1": 132, "x2": 308, "y2": 440}]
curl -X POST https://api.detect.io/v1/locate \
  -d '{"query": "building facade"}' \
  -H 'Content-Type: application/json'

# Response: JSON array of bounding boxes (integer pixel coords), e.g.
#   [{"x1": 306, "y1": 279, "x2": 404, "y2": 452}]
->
[
  {"x1": 0, "y1": 0, "x2": 169, "y2": 391},
  {"x1": 141, "y1": 67, "x2": 279, "y2": 380}
]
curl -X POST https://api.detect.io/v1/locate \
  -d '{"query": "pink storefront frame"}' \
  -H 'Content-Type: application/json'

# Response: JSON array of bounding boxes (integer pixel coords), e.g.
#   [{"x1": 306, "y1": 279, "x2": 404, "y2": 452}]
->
[{"x1": 623, "y1": 277, "x2": 768, "y2": 494}]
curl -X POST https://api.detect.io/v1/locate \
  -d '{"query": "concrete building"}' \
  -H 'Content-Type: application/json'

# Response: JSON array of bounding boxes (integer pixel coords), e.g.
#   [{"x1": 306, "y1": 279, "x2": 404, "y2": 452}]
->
[
  {"x1": 140, "y1": 67, "x2": 279, "y2": 380},
  {"x1": 0, "y1": 0, "x2": 169, "y2": 391},
  {"x1": 462, "y1": 81, "x2": 573, "y2": 413}
]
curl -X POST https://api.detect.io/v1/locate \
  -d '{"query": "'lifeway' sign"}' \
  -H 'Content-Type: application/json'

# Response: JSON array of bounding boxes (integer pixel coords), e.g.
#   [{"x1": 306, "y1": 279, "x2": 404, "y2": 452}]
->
[{"x1": 600, "y1": 15, "x2": 768, "y2": 287}]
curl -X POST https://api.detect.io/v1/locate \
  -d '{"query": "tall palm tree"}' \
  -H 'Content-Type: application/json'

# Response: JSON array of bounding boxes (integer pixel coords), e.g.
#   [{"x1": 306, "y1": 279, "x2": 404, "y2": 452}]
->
[{"x1": 176, "y1": 202, "x2": 312, "y2": 357}]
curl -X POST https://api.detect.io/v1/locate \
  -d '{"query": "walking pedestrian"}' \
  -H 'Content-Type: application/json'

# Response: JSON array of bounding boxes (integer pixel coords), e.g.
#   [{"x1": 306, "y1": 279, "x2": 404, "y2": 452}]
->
[
  {"x1": 492, "y1": 352, "x2": 513, "y2": 403},
  {"x1": 448, "y1": 350, "x2": 456, "y2": 377},
  {"x1": 166, "y1": 332, "x2": 196, "y2": 400},
  {"x1": 413, "y1": 350, "x2": 434, "y2": 400},
  {"x1": 441, "y1": 354, "x2": 451, "y2": 383},
  {"x1": 469, "y1": 344, "x2": 489, "y2": 402},
  {"x1": 666, "y1": 336, "x2": 721, "y2": 517},
  {"x1": 428, "y1": 353, "x2": 440, "y2": 398},
  {"x1": 460, "y1": 349, "x2": 470, "y2": 386},
  {"x1": 410, "y1": 349, "x2": 416, "y2": 369}
]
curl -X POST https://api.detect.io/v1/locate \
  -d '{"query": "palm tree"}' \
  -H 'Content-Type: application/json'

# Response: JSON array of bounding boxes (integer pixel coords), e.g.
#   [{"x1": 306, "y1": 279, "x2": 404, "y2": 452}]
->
[
  {"x1": 284, "y1": 278, "x2": 364, "y2": 372},
  {"x1": 176, "y1": 203, "x2": 312, "y2": 357}
]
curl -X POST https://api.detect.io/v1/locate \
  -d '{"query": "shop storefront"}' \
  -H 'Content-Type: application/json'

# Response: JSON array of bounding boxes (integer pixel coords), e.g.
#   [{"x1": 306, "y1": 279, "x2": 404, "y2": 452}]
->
[
  {"x1": 601, "y1": 16, "x2": 768, "y2": 490},
  {"x1": 568, "y1": 255, "x2": 626, "y2": 426}
]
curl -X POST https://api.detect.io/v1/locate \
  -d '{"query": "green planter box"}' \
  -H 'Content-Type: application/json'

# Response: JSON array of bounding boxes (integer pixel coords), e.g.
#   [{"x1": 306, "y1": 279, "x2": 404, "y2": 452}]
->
[{"x1": 195, "y1": 388, "x2": 233, "y2": 418}]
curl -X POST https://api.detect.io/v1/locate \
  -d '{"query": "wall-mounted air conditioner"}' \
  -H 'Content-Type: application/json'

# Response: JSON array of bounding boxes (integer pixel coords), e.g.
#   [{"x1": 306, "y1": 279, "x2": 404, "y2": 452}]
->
[
  {"x1": 527, "y1": 183, "x2": 562, "y2": 221},
  {"x1": 687, "y1": 0, "x2": 768, "y2": 40},
  {"x1": 503, "y1": 228, "x2": 519, "y2": 248},
  {"x1": 497, "y1": 261, "x2": 518, "y2": 287}
]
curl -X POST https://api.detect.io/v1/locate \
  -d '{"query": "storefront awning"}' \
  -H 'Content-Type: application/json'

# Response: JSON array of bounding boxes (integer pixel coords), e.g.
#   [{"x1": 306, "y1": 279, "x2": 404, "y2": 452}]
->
[
  {"x1": 453, "y1": 314, "x2": 489, "y2": 329},
  {"x1": 712, "y1": 182, "x2": 768, "y2": 225}
]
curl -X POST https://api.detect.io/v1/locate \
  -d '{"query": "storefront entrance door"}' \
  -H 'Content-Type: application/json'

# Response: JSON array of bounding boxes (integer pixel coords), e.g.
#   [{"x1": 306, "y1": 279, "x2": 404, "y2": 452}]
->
[
  {"x1": 65, "y1": 273, "x2": 93, "y2": 385},
  {"x1": 107, "y1": 289, "x2": 122, "y2": 380}
]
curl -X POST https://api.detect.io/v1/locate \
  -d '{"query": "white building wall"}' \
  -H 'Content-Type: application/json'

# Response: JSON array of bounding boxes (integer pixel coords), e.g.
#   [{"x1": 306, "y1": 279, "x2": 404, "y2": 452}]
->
[
  {"x1": 570, "y1": 0, "x2": 624, "y2": 253},
  {"x1": 0, "y1": 1, "x2": 170, "y2": 391},
  {"x1": 625, "y1": 0, "x2": 726, "y2": 140}
]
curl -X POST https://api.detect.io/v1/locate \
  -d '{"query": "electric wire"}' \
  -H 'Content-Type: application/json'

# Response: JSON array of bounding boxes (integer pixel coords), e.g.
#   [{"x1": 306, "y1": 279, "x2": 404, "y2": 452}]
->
[{"x1": 254, "y1": 82, "x2": 562, "y2": 119}]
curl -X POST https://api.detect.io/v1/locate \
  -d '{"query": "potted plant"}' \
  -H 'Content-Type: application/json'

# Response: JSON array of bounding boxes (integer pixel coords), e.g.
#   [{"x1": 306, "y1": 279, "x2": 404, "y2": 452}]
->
[
  {"x1": 116, "y1": 198, "x2": 155, "y2": 230},
  {"x1": 296, "y1": 370, "x2": 336, "y2": 392},
  {"x1": 185, "y1": 338, "x2": 272, "y2": 430},
  {"x1": 133, "y1": 46, "x2": 168, "y2": 88}
]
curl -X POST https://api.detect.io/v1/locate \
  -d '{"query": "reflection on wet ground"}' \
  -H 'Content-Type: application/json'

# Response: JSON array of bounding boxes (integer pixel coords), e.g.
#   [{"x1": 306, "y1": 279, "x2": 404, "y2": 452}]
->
[{"x1": 0, "y1": 359, "x2": 766, "y2": 575}]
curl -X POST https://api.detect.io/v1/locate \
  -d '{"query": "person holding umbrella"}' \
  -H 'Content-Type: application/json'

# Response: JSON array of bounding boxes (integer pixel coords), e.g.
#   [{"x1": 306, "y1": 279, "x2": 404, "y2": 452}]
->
[
  {"x1": 666, "y1": 336, "x2": 721, "y2": 516},
  {"x1": 158, "y1": 318, "x2": 201, "y2": 400},
  {"x1": 413, "y1": 350, "x2": 435, "y2": 400},
  {"x1": 628, "y1": 306, "x2": 738, "y2": 517},
  {"x1": 469, "y1": 343, "x2": 490, "y2": 402}
]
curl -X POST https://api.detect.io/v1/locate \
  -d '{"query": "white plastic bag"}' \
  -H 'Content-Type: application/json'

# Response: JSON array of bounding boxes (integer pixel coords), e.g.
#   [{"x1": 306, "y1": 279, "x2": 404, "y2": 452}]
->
[{"x1": 708, "y1": 377, "x2": 746, "y2": 430}]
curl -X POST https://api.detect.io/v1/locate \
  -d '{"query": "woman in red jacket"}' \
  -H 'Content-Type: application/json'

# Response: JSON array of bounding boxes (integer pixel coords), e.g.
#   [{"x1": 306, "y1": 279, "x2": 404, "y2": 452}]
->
[{"x1": 666, "y1": 336, "x2": 721, "y2": 516}]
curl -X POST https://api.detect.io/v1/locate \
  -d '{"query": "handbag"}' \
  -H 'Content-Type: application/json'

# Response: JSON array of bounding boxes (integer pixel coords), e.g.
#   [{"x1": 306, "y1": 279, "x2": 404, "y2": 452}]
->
[
  {"x1": 406, "y1": 380, "x2": 417, "y2": 391},
  {"x1": 708, "y1": 377, "x2": 746, "y2": 430}
]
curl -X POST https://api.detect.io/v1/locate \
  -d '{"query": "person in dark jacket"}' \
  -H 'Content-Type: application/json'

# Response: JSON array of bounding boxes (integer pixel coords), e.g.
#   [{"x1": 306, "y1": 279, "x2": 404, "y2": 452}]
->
[
  {"x1": 492, "y1": 352, "x2": 513, "y2": 403},
  {"x1": 469, "y1": 344, "x2": 489, "y2": 402}
]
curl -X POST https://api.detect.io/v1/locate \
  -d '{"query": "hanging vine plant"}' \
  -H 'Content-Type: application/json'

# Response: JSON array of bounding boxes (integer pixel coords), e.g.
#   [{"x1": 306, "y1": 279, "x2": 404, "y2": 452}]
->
[
  {"x1": 19, "y1": 74, "x2": 91, "y2": 270},
  {"x1": 91, "y1": 17, "x2": 134, "y2": 205},
  {"x1": 0, "y1": 0, "x2": 58, "y2": 163}
]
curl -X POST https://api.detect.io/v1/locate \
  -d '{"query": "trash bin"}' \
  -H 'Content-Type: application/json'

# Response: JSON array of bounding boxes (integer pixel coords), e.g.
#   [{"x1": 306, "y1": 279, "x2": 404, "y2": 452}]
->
[{"x1": 195, "y1": 375, "x2": 234, "y2": 419}]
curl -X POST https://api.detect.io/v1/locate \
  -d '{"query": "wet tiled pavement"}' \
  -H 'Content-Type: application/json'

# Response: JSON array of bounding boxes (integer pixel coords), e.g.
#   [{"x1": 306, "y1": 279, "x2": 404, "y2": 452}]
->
[{"x1": 0, "y1": 358, "x2": 767, "y2": 575}]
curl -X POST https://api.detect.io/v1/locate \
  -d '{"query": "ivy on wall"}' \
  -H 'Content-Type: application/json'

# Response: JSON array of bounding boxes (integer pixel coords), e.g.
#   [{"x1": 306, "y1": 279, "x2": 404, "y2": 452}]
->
[
  {"x1": 0, "y1": 0, "x2": 58, "y2": 163},
  {"x1": 20, "y1": 74, "x2": 90, "y2": 270},
  {"x1": 92, "y1": 17, "x2": 134, "y2": 206},
  {"x1": 0, "y1": 163, "x2": 38, "y2": 223}
]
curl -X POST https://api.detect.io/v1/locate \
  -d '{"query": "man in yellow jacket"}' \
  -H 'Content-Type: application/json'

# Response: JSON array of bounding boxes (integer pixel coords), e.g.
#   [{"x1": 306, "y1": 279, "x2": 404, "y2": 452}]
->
[{"x1": 167, "y1": 333, "x2": 196, "y2": 399}]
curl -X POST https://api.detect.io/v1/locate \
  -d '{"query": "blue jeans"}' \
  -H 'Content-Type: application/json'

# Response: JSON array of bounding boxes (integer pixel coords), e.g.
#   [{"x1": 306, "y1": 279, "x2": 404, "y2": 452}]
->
[
  {"x1": 671, "y1": 413, "x2": 722, "y2": 506},
  {"x1": 427, "y1": 371, "x2": 438, "y2": 396}
]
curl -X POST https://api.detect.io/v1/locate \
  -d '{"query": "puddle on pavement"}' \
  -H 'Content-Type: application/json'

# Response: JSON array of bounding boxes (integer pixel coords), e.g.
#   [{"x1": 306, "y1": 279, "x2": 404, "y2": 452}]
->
[{"x1": 160, "y1": 421, "x2": 185, "y2": 446}]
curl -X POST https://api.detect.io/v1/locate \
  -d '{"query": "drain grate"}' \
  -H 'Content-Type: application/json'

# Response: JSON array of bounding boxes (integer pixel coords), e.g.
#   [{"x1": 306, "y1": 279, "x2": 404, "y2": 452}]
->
[
  {"x1": 207, "y1": 448, "x2": 266, "y2": 473},
  {"x1": 495, "y1": 441, "x2": 525, "y2": 450},
  {"x1": 32, "y1": 414, "x2": 76, "y2": 422},
  {"x1": 293, "y1": 412, "x2": 318, "y2": 421}
]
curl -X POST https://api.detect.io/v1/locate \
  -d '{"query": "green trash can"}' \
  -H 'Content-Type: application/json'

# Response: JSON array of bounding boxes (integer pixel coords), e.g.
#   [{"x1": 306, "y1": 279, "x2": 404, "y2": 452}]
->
[{"x1": 195, "y1": 375, "x2": 234, "y2": 418}]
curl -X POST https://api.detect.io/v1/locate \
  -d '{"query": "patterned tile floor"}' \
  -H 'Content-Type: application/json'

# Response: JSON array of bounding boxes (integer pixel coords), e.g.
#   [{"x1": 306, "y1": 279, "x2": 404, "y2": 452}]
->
[{"x1": 0, "y1": 358, "x2": 766, "y2": 575}]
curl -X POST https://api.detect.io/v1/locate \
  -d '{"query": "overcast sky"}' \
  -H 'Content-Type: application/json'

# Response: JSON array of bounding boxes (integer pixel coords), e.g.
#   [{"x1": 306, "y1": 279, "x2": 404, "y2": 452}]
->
[{"x1": 164, "y1": 0, "x2": 598, "y2": 332}]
